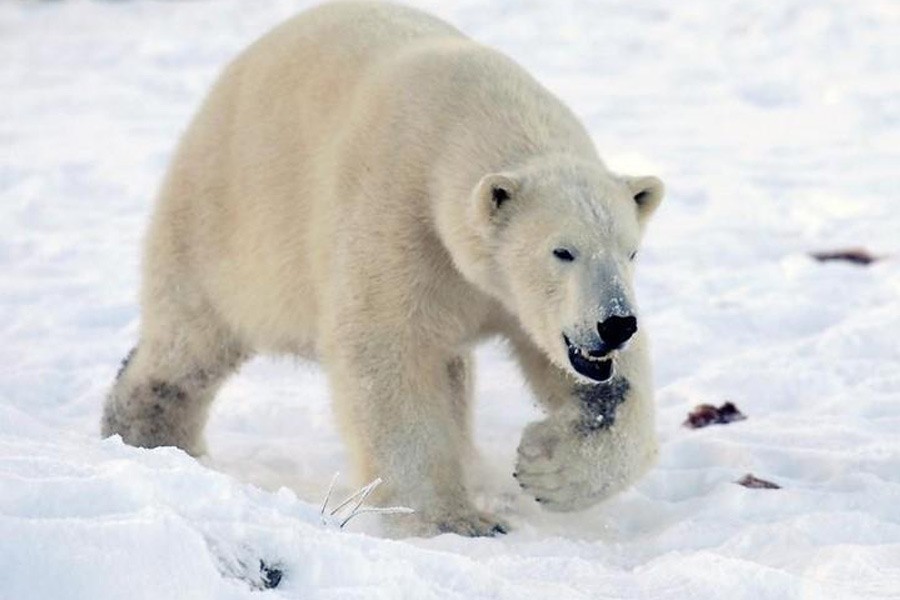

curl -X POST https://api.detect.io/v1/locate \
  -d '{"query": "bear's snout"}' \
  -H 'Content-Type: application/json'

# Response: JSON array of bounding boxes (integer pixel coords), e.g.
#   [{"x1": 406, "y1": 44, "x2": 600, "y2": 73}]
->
[
  {"x1": 563, "y1": 315, "x2": 635, "y2": 383},
  {"x1": 597, "y1": 315, "x2": 637, "y2": 350}
]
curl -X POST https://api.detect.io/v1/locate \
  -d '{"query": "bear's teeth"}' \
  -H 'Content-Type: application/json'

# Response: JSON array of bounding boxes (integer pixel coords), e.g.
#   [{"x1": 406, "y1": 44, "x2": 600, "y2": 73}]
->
[
  {"x1": 586, "y1": 352, "x2": 611, "y2": 364},
  {"x1": 569, "y1": 340, "x2": 611, "y2": 363}
]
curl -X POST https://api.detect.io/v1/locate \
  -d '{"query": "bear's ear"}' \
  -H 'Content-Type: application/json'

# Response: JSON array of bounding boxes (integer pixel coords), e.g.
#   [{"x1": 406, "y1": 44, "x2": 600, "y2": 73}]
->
[
  {"x1": 470, "y1": 173, "x2": 519, "y2": 228},
  {"x1": 625, "y1": 175, "x2": 664, "y2": 221}
]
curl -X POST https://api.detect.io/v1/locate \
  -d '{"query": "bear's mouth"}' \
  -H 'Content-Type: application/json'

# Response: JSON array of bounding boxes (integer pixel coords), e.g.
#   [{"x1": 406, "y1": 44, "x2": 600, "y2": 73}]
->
[{"x1": 563, "y1": 335, "x2": 614, "y2": 382}]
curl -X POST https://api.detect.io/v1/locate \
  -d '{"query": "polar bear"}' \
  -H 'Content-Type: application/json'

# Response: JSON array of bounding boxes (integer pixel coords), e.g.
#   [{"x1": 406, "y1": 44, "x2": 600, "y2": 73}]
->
[{"x1": 102, "y1": 1, "x2": 664, "y2": 537}]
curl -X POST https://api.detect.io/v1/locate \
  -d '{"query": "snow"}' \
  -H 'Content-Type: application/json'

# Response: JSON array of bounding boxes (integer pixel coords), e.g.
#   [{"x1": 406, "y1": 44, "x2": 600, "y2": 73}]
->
[{"x1": 2, "y1": 0, "x2": 899, "y2": 598}]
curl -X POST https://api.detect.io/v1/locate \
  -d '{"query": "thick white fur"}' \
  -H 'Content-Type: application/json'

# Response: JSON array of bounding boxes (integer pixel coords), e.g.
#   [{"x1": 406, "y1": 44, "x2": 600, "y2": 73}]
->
[{"x1": 102, "y1": 1, "x2": 664, "y2": 536}]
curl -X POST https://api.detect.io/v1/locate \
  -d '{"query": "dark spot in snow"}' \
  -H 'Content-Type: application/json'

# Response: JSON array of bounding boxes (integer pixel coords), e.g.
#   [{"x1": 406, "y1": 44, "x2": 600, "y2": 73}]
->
[
  {"x1": 684, "y1": 402, "x2": 746, "y2": 429},
  {"x1": 810, "y1": 247, "x2": 881, "y2": 266},
  {"x1": 574, "y1": 376, "x2": 629, "y2": 434},
  {"x1": 259, "y1": 560, "x2": 282, "y2": 589},
  {"x1": 736, "y1": 473, "x2": 781, "y2": 489}
]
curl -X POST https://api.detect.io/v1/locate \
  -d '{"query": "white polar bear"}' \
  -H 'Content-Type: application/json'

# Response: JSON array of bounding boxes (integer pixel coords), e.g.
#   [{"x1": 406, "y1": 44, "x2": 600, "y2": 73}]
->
[{"x1": 102, "y1": 1, "x2": 664, "y2": 537}]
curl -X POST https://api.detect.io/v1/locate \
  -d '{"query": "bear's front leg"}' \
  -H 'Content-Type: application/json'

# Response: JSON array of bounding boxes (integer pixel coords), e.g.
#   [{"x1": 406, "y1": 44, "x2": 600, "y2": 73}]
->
[
  {"x1": 512, "y1": 334, "x2": 658, "y2": 512},
  {"x1": 323, "y1": 333, "x2": 506, "y2": 537}
]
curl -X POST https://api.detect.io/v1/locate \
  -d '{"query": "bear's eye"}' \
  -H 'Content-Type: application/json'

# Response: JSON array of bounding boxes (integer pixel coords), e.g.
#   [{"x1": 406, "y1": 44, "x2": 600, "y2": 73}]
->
[
  {"x1": 553, "y1": 248, "x2": 575, "y2": 262},
  {"x1": 629, "y1": 251, "x2": 637, "y2": 261}
]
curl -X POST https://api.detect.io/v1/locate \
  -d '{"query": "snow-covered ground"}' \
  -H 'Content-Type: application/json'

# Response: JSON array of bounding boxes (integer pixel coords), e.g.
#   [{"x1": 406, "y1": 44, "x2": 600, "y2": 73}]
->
[{"x1": 2, "y1": 0, "x2": 899, "y2": 598}]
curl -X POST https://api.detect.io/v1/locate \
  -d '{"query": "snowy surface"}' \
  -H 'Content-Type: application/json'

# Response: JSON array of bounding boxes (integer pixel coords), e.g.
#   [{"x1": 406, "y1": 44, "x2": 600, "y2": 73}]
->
[{"x1": 2, "y1": 1, "x2": 900, "y2": 598}]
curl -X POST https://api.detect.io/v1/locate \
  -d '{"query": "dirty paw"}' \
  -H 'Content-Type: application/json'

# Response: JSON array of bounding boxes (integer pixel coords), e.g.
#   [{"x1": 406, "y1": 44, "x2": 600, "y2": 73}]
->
[
  {"x1": 435, "y1": 511, "x2": 509, "y2": 537},
  {"x1": 392, "y1": 509, "x2": 509, "y2": 538}
]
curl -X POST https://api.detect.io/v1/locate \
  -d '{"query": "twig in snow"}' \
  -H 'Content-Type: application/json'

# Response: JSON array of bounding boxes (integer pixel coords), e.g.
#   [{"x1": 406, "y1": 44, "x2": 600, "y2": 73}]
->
[
  {"x1": 810, "y1": 247, "x2": 882, "y2": 266},
  {"x1": 736, "y1": 473, "x2": 781, "y2": 489},
  {"x1": 320, "y1": 473, "x2": 414, "y2": 529},
  {"x1": 341, "y1": 477, "x2": 381, "y2": 522},
  {"x1": 341, "y1": 505, "x2": 416, "y2": 528},
  {"x1": 320, "y1": 471, "x2": 340, "y2": 520},
  {"x1": 329, "y1": 477, "x2": 379, "y2": 516}
]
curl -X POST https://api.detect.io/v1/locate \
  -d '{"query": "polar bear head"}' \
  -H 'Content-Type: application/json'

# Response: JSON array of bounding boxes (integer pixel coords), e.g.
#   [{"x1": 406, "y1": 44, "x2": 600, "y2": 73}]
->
[{"x1": 462, "y1": 156, "x2": 663, "y2": 383}]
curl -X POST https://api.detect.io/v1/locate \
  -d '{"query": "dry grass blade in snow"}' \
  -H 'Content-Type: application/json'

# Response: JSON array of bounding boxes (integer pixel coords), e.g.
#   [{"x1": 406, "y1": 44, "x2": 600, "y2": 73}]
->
[
  {"x1": 736, "y1": 474, "x2": 782, "y2": 490},
  {"x1": 810, "y1": 247, "x2": 882, "y2": 266},
  {"x1": 320, "y1": 473, "x2": 415, "y2": 529}
]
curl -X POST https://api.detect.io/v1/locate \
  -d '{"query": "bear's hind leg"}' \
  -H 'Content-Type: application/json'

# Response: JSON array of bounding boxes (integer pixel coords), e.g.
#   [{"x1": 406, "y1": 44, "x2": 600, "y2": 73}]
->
[
  {"x1": 102, "y1": 337, "x2": 244, "y2": 456},
  {"x1": 102, "y1": 258, "x2": 247, "y2": 456}
]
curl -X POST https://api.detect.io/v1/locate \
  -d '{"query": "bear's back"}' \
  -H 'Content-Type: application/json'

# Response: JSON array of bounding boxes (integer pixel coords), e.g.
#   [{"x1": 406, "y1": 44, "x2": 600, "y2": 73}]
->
[
  {"x1": 158, "y1": 3, "x2": 471, "y2": 353},
  {"x1": 235, "y1": 1, "x2": 465, "y2": 107},
  {"x1": 152, "y1": 2, "x2": 592, "y2": 354}
]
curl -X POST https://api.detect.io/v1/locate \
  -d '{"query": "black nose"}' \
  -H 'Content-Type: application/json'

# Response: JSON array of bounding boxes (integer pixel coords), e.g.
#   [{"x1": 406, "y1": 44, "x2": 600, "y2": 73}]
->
[{"x1": 597, "y1": 315, "x2": 637, "y2": 349}]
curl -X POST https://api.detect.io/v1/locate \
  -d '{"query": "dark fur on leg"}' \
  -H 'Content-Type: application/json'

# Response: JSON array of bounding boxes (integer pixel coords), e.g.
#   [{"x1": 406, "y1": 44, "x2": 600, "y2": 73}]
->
[
  {"x1": 102, "y1": 377, "x2": 199, "y2": 453},
  {"x1": 574, "y1": 376, "x2": 630, "y2": 434},
  {"x1": 115, "y1": 346, "x2": 137, "y2": 380}
]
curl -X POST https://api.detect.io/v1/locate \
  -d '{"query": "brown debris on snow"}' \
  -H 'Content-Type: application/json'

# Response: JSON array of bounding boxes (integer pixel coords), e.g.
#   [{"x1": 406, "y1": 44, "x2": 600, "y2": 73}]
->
[
  {"x1": 736, "y1": 474, "x2": 781, "y2": 489},
  {"x1": 684, "y1": 402, "x2": 747, "y2": 429},
  {"x1": 810, "y1": 247, "x2": 881, "y2": 266}
]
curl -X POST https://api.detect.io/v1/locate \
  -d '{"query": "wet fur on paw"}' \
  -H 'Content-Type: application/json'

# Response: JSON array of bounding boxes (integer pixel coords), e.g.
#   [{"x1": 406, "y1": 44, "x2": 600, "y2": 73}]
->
[{"x1": 575, "y1": 377, "x2": 629, "y2": 433}]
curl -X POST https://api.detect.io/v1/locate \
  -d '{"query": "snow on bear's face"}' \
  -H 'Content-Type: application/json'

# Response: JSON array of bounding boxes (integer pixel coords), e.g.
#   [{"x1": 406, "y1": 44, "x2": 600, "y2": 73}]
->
[{"x1": 469, "y1": 159, "x2": 663, "y2": 383}]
